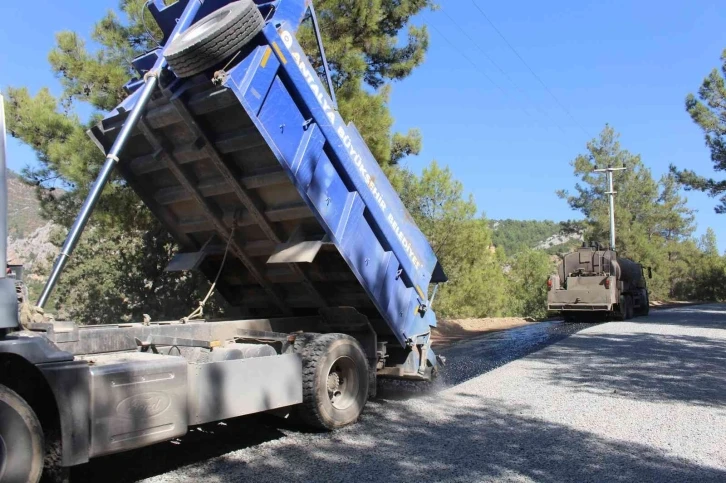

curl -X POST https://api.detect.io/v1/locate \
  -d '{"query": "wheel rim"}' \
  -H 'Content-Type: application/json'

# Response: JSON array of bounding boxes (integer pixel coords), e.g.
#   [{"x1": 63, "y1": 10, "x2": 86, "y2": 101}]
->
[
  {"x1": 326, "y1": 356, "x2": 358, "y2": 410},
  {"x1": 183, "y1": 8, "x2": 232, "y2": 43},
  {"x1": 0, "y1": 398, "x2": 36, "y2": 482}
]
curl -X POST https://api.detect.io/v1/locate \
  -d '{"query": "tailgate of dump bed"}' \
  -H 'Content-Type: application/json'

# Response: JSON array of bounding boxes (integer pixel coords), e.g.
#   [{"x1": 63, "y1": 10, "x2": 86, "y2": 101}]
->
[{"x1": 89, "y1": 2, "x2": 443, "y2": 348}]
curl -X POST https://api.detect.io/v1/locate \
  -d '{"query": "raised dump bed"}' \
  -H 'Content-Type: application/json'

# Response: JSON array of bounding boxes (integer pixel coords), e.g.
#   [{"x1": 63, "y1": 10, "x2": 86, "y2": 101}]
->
[
  {"x1": 89, "y1": 0, "x2": 446, "y2": 353},
  {"x1": 0, "y1": 2, "x2": 448, "y2": 479}
]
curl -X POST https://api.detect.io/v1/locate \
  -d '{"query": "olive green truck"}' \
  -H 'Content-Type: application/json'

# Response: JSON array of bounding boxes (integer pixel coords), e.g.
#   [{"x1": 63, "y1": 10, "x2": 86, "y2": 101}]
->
[{"x1": 547, "y1": 242, "x2": 651, "y2": 321}]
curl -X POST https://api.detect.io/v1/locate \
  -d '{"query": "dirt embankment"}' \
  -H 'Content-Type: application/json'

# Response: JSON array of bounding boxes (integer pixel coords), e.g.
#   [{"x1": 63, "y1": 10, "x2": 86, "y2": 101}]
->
[
  {"x1": 432, "y1": 317, "x2": 537, "y2": 347},
  {"x1": 432, "y1": 301, "x2": 705, "y2": 348},
  {"x1": 650, "y1": 300, "x2": 705, "y2": 309}
]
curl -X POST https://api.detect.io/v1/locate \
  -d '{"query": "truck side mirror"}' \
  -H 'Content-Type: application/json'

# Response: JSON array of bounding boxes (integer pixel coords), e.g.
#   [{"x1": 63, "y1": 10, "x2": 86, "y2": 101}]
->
[{"x1": 648, "y1": 267, "x2": 652, "y2": 279}]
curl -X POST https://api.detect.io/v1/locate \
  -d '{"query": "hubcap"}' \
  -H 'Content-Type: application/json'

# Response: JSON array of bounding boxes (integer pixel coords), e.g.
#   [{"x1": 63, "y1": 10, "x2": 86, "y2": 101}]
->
[
  {"x1": 327, "y1": 372, "x2": 340, "y2": 392},
  {"x1": 183, "y1": 8, "x2": 231, "y2": 43},
  {"x1": 326, "y1": 356, "x2": 358, "y2": 410}
]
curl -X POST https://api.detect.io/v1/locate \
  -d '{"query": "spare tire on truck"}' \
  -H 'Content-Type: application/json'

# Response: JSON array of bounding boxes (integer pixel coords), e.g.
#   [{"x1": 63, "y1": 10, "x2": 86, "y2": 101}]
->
[
  {"x1": 165, "y1": 0, "x2": 265, "y2": 78},
  {"x1": 294, "y1": 333, "x2": 369, "y2": 430}
]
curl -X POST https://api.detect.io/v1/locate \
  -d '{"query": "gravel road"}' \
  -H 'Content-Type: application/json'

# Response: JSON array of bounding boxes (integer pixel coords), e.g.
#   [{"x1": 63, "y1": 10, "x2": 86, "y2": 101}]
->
[{"x1": 73, "y1": 304, "x2": 726, "y2": 482}]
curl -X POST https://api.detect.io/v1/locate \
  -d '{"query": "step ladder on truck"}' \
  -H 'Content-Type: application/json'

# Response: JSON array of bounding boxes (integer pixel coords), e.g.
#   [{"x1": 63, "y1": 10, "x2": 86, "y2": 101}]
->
[{"x1": 0, "y1": 1, "x2": 447, "y2": 481}]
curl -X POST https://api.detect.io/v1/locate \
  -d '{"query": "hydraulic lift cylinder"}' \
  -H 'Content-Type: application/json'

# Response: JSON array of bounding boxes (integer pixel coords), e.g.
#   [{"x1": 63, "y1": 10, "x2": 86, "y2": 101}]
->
[{"x1": 36, "y1": 0, "x2": 204, "y2": 308}]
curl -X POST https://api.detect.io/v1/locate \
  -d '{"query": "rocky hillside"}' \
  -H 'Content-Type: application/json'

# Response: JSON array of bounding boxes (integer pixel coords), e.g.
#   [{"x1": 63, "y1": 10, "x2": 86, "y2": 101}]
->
[
  {"x1": 7, "y1": 171, "x2": 46, "y2": 238},
  {"x1": 535, "y1": 232, "x2": 583, "y2": 251},
  {"x1": 490, "y1": 219, "x2": 583, "y2": 256},
  {"x1": 6, "y1": 170, "x2": 58, "y2": 271}
]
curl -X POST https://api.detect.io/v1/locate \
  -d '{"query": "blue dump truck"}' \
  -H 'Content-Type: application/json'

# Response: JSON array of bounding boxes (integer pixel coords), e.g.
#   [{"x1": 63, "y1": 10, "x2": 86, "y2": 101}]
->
[{"x1": 0, "y1": 1, "x2": 447, "y2": 481}]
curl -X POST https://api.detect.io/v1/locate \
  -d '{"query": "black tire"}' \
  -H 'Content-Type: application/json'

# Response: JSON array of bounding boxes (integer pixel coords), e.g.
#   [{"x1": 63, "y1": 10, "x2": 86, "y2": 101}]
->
[
  {"x1": 0, "y1": 384, "x2": 44, "y2": 483},
  {"x1": 637, "y1": 291, "x2": 650, "y2": 317},
  {"x1": 294, "y1": 333, "x2": 369, "y2": 430},
  {"x1": 625, "y1": 296, "x2": 634, "y2": 320},
  {"x1": 616, "y1": 300, "x2": 627, "y2": 321},
  {"x1": 642, "y1": 295, "x2": 650, "y2": 316},
  {"x1": 165, "y1": 0, "x2": 265, "y2": 78}
]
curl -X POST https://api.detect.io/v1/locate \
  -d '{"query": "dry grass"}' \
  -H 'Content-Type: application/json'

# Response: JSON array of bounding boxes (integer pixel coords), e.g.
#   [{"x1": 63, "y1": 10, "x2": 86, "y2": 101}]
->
[{"x1": 432, "y1": 317, "x2": 537, "y2": 347}]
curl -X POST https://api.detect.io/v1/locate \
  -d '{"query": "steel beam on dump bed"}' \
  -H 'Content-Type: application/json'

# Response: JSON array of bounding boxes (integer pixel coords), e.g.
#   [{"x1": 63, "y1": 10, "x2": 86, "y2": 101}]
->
[
  {"x1": 169, "y1": 96, "x2": 279, "y2": 241},
  {"x1": 113, "y1": 159, "x2": 198, "y2": 249},
  {"x1": 136, "y1": 118, "x2": 292, "y2": 315},
  {"x1": 165, "y1": 92, "x2": 328, "y2": 308}
]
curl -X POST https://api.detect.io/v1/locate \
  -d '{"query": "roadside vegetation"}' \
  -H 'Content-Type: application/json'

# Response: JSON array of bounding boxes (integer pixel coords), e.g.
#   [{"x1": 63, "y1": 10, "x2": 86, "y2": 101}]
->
[
  {"x1": 3, "y1": 0, "x2": 726, "y2": 324},
  {"x1": 489, "y1": 219, "x2": 566, "y2": 255}
]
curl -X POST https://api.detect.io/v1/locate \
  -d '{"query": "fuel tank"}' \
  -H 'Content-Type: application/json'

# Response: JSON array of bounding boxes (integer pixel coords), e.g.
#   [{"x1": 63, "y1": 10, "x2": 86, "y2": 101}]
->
[{"x1": 558, "y1": 243, "x2": 644, "y2": 287}]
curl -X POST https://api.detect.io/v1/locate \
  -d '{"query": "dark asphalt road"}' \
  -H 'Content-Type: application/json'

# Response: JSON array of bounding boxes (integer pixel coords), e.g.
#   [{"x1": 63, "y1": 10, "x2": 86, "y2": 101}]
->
[{"x1": 438, "y1": 319, "x2": 596, "y2": 385}]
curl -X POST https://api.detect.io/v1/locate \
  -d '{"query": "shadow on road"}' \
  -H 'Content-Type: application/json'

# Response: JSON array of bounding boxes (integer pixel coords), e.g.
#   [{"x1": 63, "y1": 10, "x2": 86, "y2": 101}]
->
[
  {"x1": 530, "y1": 329, "x2": 726, "y2": 407},
  {"x1": 527, "y1": 304, "x2": 726, "y2": 407},
  {"x1": 139, "y1": 394, "x2": 725, "y2": 483},
  {"x1": 645, "y1": 304, "x2": 726, "y2": 330},
  {"x1": 71, "y1": 415, "x2": 286, "y2": 482}
]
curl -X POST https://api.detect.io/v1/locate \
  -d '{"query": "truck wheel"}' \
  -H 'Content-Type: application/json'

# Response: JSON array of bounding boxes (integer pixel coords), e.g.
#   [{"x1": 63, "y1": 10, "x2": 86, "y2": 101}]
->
[
  {"x1": 642, "y1": 295, "x2": 650, "y2": 316},
  {"x1": 295, "y1": 333, "x2": 369, "y2": 430},
  {"x1": 625, "y1": 296, "x2": 634, "y2": 320},
  {"x1": 616, "y1": 300, "x2": 627, "y2": 321},
  {"x1": 0, "y1": 384, "x2": 44, "y2": 483},
  {"x1": 636, "y1": 291, "x2": 650, "y2": 316},
  {"x1": 165, "y1": 0, "x2": 265, "y2": 78}
]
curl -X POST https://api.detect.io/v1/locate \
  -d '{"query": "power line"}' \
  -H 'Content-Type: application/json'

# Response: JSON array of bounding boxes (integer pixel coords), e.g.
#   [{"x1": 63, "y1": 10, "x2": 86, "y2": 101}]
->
[
  {"x1": 469, "y1": 0, "x2": 593, "y2": 138},
  {"x1": 428, "y1": 22, "x2": 535, "y2": 120},
  {"x1": 439, "y1": 6, "x2": 569, "y2": 136}
]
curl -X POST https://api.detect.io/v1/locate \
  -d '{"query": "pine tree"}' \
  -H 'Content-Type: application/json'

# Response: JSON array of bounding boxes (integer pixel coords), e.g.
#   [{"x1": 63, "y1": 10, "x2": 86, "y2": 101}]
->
[
  {"x1": 692, "y1": 229, "x2": 726, "y2": 301},
  {"x1": 298, "y1": 0, "x2": 433, "y2": 164},
  {"x1": 558, "y1": 126, "x2": 696, "y2": 300},
  {"x1": 506, "y1": 249, "x2": 553, "y2": 319},
  {"x1": 390, "y1": 161, "x2": 508, "y2": 318},
  {"x1": 672, "y1": 48, "x2": 726, "y2": 213}
]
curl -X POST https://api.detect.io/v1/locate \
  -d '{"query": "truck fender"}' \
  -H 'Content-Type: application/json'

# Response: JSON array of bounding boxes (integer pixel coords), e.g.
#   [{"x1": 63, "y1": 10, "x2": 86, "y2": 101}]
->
[
  {"x1": 0, "y1": 333, "x2": 91, "y2": 466},
  {"x1": 0, "y1": 330, "x2": 74, "y2": 364},
  {"x1": 39, "y1": 360, "x2": 91, "y2": 467}
]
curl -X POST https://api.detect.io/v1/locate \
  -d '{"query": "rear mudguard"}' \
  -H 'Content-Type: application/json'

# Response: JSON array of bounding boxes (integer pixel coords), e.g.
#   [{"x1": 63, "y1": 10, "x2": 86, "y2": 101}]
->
[{"x1": 0, "y1": 332, "x2": 91, "y2": 466}]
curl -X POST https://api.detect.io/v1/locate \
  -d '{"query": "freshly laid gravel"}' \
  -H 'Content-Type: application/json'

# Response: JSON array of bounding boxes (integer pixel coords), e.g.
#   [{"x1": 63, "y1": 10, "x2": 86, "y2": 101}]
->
[{"x1": 79, "y1": 305, "x2": 726, "y2": 482}]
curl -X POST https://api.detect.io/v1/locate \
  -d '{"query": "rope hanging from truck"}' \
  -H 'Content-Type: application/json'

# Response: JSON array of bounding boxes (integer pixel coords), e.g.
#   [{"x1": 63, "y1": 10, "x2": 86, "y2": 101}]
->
[{"x1": 181, "y1": 225, "x2": 235, "y2": 323}]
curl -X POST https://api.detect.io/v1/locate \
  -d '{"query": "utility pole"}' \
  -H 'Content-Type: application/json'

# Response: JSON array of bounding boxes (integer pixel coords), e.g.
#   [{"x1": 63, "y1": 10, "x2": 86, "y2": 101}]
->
[{"x1": 594, "y1": 165, "x2": 627, "y2": 251}]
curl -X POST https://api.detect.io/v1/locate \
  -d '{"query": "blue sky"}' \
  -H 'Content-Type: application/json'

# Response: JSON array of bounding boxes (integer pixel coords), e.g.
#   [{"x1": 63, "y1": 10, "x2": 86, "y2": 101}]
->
[{"x1": 1, "y1": 0, "x2": 725, "y2": 249}]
